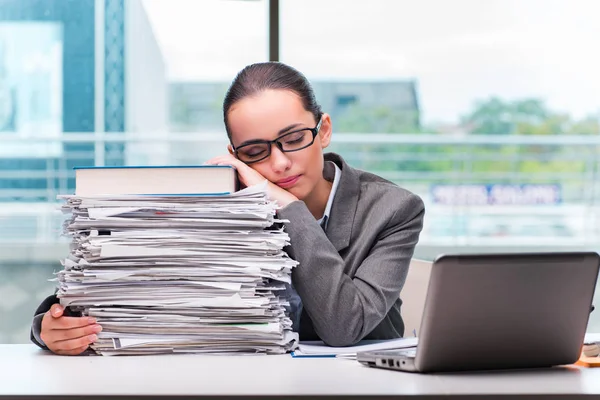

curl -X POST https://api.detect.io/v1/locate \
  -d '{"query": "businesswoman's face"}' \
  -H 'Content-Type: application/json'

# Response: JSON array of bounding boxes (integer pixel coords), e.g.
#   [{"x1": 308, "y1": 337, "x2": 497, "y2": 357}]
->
[{"x1": 226, "y1": 89, "x2": 332, "y2": 201}]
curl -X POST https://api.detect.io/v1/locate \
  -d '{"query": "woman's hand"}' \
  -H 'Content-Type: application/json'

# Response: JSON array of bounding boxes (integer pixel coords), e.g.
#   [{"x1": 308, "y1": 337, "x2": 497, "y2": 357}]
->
[
  {"x1": 205, "y1": 154, "x2": 298, "y2": 208},
  {"x1": 40, "y1": 304, "x2": 101, "y2": 356}
]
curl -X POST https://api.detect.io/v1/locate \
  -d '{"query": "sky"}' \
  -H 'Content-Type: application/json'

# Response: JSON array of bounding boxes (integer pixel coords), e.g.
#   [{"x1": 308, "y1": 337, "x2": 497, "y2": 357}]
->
[{"x1": 142, "y1": 0, "x2": 600, "y2": 125}]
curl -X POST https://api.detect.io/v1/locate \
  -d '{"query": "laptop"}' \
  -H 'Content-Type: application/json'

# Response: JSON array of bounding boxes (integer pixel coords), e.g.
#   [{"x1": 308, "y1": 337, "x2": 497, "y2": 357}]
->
[{"x1": 357, "y1": 252, "x2": 600, "y2": 373}]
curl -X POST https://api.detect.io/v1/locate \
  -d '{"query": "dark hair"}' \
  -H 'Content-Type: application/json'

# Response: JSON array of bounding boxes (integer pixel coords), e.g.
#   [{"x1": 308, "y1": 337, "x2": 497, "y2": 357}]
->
[{"x1": 223, "y1": 62, "x2": 323, "y2": 141}]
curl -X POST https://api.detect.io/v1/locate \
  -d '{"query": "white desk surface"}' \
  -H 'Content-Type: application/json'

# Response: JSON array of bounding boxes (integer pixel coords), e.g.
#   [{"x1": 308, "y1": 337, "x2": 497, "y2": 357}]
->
[{"x1": 2, "y1": 344, "x2": 600, "y2": 399}]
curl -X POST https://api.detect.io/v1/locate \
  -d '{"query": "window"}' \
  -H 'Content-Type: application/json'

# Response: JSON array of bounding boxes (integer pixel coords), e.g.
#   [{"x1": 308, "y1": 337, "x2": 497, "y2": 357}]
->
[
  {"x1": 1, "y1": 0, "x2": 599, "y2": 343},
  {"x1": 0, "y1": 0, "x2": 267, "y2": 343},
  {"x1": 281, "y1": 0, "x2": 600, "y2": 332}
]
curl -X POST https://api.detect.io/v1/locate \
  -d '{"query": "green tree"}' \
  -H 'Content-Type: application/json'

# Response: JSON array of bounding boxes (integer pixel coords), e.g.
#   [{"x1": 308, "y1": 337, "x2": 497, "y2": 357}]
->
[
  {"x1": 335, "y1": 104, "x2": 422, "y2": 133},
  {"x1": 332, "y1": 104, "x2": 442, "y2": 175},
  {"x1": 459, "y1": 97, "x2": 598, "y2": 180},
  {"x1": 567, "y1": 116, "x2": 600, "y2": 135},
  {"x1": 461, "y1": 96, "x2": 600, "y2": 136},
  {"x1": 461, "y1": 97, "x2": 549, "y2": 135}
]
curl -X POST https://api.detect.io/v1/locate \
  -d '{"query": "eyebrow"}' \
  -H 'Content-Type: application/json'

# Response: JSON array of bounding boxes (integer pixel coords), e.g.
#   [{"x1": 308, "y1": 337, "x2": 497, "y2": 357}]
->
[{"x1": 237, "y1": 123, "x2": 304, "y2": 148}]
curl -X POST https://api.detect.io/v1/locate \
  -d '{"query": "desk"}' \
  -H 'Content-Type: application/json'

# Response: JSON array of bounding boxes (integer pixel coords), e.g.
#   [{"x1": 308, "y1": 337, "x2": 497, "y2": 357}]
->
[{"x1": 2, "y1": 344, "x2": 600, "y2": 399}]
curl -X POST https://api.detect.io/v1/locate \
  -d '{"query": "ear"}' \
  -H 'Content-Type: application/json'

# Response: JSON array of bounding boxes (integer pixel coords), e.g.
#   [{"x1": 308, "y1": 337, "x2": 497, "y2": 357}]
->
[
  {"x1": 318, "y1": 113, "x2": 332, "y2": 149},
  {"x1": 227, "y1": 144, "x2": 235, "y2": 155}
]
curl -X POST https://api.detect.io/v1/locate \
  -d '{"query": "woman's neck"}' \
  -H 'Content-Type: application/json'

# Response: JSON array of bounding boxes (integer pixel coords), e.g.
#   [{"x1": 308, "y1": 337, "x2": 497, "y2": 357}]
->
[{"x1": 303, "y1": 176, "x2": 333, "y2": 220}]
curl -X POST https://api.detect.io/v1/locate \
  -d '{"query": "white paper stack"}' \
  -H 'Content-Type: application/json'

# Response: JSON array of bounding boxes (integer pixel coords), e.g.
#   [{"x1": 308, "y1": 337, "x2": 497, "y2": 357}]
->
[{"x1": 56, "y1": 183, "x2": 299, "y2": 355}]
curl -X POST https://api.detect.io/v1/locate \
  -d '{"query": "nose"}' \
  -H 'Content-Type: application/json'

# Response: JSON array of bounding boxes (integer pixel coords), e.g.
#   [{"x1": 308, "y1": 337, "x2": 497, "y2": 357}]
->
[{"x1": 269, "y1": 145, "x2": 292, "y2": 173}]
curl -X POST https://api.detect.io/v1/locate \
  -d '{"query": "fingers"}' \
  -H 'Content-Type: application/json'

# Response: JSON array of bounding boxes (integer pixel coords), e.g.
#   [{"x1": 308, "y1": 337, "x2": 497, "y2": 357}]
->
[
  {"x1": 53, "y1": 316, "x2": 98, "y2": 330},
  {"x1": 50, "y1": 304, "x2": 64, "y2": 318},
  {"x1": 42, "y1": 312, "x2": 94, "y2": 338},
  {"x1": 52, "y1": 334, "x2": 98, "y2": 352},
  {"x1": 205, "y1": 155, "x2": 250, "y2": 171},
  {"x1": 204, "y1": 154, "x2": 233, "y2": 163},
  {"x1": 205, "y1": 156, "x2": 253, "y2": 185},
  {"x1": 204, "y1": 154, "x2": 268, "y2": 188},
  {"x1": 51, "y1": 324, "x2": 102, "y2": 341},
  {"x1": 205, "y1": 154, "x2": 239, "y2": 166}
]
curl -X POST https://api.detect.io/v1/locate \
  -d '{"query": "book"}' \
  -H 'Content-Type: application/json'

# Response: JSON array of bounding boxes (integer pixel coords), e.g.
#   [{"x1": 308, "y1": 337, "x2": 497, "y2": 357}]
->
[
  {"x1": 574, "y1": 334, "x2": 600, "y2": 367},
  {"x1": 582, "y1": 342, "x2": 600, "y2": 357},
  {"x1": 74, "y1": 165, "x2": 238, "y2": 196}
]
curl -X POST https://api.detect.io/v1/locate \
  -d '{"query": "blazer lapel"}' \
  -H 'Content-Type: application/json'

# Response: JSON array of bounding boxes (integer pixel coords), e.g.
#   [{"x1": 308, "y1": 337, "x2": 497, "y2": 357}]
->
[{"x1": 323, "y1": 152, "x2": 360, "y2": 252}]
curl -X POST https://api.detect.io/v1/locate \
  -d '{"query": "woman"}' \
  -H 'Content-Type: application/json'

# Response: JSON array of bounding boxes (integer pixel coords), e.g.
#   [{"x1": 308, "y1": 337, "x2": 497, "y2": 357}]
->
[
  {"x1": 31, "y1": 62, "x2": 424, "y2": 354},
  {"x1": 205, "y1": 62, "x2": 425, "y2": 346}
]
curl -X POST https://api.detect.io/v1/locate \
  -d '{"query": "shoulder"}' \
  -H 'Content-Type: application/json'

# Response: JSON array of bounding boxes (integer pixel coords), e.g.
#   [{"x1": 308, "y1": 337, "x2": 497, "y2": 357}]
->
[
  {"x1": 325, "y1": 152, "x2": 425, "y2": 230},
  {"x1": 359, "y1": 169, "x2": 422, "y2": 205},
  {"x1": 357, "y1": 169, "x2": 424, "y2": 224}
]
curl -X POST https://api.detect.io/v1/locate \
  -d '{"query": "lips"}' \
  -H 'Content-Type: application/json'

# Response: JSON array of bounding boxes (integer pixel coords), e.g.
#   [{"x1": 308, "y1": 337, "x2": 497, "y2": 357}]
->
[{"x1": 276, "y1": 175, "x2": 301, "y2": 189}]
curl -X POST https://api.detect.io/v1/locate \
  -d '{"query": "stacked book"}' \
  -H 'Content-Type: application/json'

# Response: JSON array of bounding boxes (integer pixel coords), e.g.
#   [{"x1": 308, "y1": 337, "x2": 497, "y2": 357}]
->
[{"x1": 55, "y1": 165, "x2": 299, "y2": 355}]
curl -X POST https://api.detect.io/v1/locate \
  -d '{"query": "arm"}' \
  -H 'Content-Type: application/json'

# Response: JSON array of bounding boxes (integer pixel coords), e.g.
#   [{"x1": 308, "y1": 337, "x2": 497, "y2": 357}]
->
[{"x1": 279, "y1": 194, "x2": 424, "y2": 346}]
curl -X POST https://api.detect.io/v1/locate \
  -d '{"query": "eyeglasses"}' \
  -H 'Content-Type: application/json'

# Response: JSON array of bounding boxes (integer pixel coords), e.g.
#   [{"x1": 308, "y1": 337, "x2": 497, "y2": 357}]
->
[{"x1": 233, "y1": 117, "x2": 323, "y2": 164}]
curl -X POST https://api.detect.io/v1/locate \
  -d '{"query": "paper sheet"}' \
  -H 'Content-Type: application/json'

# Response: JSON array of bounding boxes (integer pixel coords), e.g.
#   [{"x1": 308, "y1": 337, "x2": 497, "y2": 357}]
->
[{"x1": 293, "y1": 337, "x2": 419, "y2": 356}]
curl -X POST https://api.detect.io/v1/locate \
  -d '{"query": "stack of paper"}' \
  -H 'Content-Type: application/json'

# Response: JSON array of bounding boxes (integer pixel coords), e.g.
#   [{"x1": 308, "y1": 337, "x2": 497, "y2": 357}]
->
[{"x1": 56, "y1": 183, "x2": 299, "y2": 355}]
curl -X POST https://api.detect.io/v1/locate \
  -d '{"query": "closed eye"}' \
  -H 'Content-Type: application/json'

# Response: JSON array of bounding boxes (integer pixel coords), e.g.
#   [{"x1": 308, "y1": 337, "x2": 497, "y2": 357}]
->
[
  {"x1": 242, "y1": 147, "x2": 267, "y2": 157},
  {"x1": 282, "y1": 131, "x2": 306, "y2": 145},
  {"x1": 285, "y1": 137, "x2": 304, "y2": 145}
]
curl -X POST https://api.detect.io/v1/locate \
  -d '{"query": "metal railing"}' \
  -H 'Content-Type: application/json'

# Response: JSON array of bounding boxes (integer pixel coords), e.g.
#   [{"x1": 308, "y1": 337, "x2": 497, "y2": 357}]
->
[{"x1": 1, "y1": 133, "x2": 599, "y2": 261}]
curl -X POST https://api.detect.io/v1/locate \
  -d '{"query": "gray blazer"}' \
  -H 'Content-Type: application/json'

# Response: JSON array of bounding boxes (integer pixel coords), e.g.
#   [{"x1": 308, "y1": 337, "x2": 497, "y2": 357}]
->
[{"x1": 278, "y1": 152, "x2": 425, "y2": 346}]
